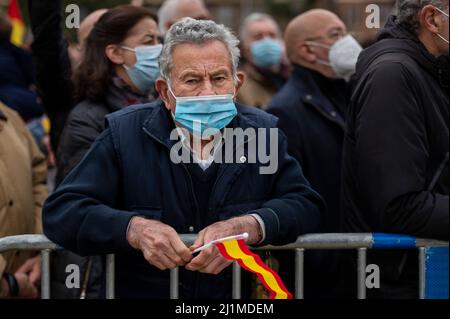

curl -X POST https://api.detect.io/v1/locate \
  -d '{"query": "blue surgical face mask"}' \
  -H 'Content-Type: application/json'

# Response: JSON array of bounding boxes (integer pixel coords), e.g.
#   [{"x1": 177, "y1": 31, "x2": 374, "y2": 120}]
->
[
  {"x1": 250, "y1": 37, "x2": 283, "y2": 69},
  {"x1": 121, "y1": 44, "x2": 163, "y2": 94},
  {"x1": 168, "y1": 86, "x2": 237, "y2": 138}
]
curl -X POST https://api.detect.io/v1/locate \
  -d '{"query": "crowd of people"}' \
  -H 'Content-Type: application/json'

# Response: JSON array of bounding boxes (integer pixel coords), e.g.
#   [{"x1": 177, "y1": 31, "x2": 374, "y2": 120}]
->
[{"x1": 0, "y1": 0, "x2": 448, "y2": 299}]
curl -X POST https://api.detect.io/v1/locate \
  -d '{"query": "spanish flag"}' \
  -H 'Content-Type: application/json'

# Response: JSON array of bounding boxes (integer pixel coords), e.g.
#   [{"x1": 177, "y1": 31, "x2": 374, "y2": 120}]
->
[
  {"x1": 8, "y1": 0, "x2": 26, "y2": 47},
  {"x1": 216, "y1": 239, "x2": 293, "y2": 299}
]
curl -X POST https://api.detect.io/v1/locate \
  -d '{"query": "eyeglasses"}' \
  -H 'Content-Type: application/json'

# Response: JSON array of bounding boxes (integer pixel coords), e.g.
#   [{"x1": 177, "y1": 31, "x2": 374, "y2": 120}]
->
[
  {"x1": 434, "y1": 6, "x2": 449, "y2": 19},
  {"x1": 305, "y1": 29, "x2": 347, "y2": 43}
]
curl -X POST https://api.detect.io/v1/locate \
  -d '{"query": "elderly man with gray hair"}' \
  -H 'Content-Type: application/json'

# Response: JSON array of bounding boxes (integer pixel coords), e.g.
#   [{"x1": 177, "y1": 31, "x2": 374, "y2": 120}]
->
[
  {"x1": 341, "y1": 0, "x2": 449, "y2": 298},
  {"x1": 42, "y1": 18, "x2": 324, "y2": 299},
  {"x1": 158, "y1": 0, "x2": 210, "y2": 36},
  {"x1": 237, "y1": 13, "x2": 290, "y2": 109}
]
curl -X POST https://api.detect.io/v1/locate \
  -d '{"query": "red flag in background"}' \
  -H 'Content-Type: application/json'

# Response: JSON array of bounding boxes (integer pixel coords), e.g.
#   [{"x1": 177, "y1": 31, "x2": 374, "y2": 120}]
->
[{"x1": 7, "y1": 0, "x2": 26, "y2": 46}]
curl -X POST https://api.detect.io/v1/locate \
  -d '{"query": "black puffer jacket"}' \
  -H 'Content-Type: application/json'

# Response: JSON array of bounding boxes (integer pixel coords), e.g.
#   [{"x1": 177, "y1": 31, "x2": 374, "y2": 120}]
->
[
  {"x1": 341, "y1": 16, "x2": 448, "y2": 298},
  {"x1": 28, "y1": 0, "x2": 74, "y2": 152}
]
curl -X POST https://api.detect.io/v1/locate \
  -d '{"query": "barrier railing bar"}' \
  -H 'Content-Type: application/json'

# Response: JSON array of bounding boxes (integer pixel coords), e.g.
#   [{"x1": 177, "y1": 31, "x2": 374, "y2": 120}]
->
[
  {"x1": 106, "y1": 254, "x2": 115, "y2": 300},
  {"x1": 232, "y1": 262, "x2": 241, "y2": 299},
  {"x1": 418, "y1": 247, "x2": 426, "y2": 300},
  {"x1": 357, "y1": 248, "x2": 367, "y2": 299},
  {"x1": 0, "y1": 235, "x2": 57, "y2": 252},
  {"x1": 170, "y1": 267, "x2": 179, "y2": 300},
  {"x1": 41, "y1": 249, "x2": 51, "y2": 300},
  {"x1": 1, "y1": 234, "x2": 447, "y2": 301},
  {"x1": 1, "y1": 234, "x2": 447, "y2": 254},
  {"x1": 295, "y1": 248, "x2": 304, "y2": 299}
]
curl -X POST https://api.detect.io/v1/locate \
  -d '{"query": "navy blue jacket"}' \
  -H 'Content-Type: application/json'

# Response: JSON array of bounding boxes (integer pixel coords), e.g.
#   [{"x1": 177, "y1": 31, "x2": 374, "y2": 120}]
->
[
  {"x1": 43, "y1": 101, "x2": 324, "y2": 299},
  {"x1": 267, "y1": 66, "x2": 348, "y2": 233},
  {"x1": 267, "y1": 66, "x2": 349, "y2": 298},
  {"x1": 0, "y1": 40, "x2": 44, "y2": 121}
]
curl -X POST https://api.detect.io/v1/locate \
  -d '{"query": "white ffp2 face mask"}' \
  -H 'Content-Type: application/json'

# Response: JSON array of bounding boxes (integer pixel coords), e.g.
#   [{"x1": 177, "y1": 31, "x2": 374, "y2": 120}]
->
[
  {"x1": 328, "y1": 35, "x2": 363, "y2": 81},
  {"x1": 307, "y1": 35, "x2": 363, "y2": 81}
]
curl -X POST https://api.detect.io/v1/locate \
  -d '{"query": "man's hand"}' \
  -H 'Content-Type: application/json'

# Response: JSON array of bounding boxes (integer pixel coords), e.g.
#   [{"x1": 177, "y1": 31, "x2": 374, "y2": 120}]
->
[
  {"x1": 16, "y1": 256, "x2": 41, "y2": 286},
  {"x1": 127, "y1": 217, "x2": 193, "y2": 270},
  {"x1": 186, "y1": 215, "x2": 262, "y2": 275},
  {"x1": 11, "y1": 255, "x2": 41, "y2": 299},
  {"x1": 14, "y1": 273, "x2": 39, "y2": 299}
]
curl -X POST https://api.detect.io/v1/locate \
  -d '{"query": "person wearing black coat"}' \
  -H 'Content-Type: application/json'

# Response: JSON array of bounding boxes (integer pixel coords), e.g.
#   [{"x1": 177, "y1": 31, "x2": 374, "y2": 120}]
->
[
  {"x1": 28, "y1": 0, "x2": 107, "y2": 153},
  {"x1": 28, "y1": 0, "x2": 75, "y2": 153},
  {"x1": 266, "y1": 10, "x2": 359, "y2": 299},
  {"x1": 0, "y1": 16, "x2": 44, "y2": 122},
  {"x1": 341, "y1": 3, "x2": 449, "y2": 298}
]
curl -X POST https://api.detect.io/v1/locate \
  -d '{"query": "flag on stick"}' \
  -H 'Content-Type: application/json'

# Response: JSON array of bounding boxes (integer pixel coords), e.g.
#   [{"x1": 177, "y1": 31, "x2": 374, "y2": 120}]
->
[{"x1": 199, "y1": 233, "x2": 293, "y2": 299}]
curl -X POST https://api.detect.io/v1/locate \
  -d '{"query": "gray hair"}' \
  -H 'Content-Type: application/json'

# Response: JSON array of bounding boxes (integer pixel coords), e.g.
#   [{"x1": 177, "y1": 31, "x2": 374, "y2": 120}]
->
[
  {"x1": 159, "y1": 18, "x2": 241, "y2": 84},
  {"x1": 239, "y1": 12, "x2": 281, "y2": 43},
  {"x1": 397, "y1": 0, "x2": 449, "y2": 34},
  {"x1": 158, "y1": 0, "x2": 178, "y2": 35}
]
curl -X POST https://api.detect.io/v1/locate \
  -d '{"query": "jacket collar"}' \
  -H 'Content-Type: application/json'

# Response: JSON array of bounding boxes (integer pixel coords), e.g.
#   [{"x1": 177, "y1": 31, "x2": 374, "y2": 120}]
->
[
  {"x1": 241, "y1": 62, "x2": 289, "y2": 90},
  {"x1": 364, "y1": 15, "x2": 449, "y2": 89},
  {"x1": 141, "y1": 100, "x2": 263, "y2": 216},
  {"x1": 106, "y1": 78, "x2": 152, "y2": 113},
  {"x1": 291, "y1": 65, "x2": 346, "y2": 128}
]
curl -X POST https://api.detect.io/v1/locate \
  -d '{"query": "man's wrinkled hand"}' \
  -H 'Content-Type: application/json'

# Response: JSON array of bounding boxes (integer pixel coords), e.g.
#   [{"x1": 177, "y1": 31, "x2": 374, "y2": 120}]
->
[
  {"x1": 16, "y1": 255, "x2": 41, "y2": 286},
  {"x1": 13, "y1": 273, "x2": 39, "y2": 299},
  {"x1": 186, "y1": 215, "x2": 262, "y2": 275},
  {"x1": 127, "y1": 217, "x2": 193, "y2": 270}
]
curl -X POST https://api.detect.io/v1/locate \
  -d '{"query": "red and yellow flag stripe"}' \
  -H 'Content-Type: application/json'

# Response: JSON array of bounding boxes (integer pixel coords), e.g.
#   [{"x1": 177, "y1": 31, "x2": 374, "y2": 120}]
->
[
  {"x1": 8, "y1": 0, "x2": 26, "y2": 47},
  {"x1": 216, "y1": 239, "x2": 293, "y2": 299}
]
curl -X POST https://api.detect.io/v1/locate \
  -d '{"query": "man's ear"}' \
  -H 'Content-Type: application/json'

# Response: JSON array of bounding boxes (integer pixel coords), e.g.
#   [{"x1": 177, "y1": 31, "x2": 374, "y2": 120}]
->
[
  {"x1": 236, "y1": 71, "x2": 246, "y2": 91},
  {"x1": 298, "y1": 42, "x2": 317, "y2": 64},
  {"x1": 156, "y1": 79, "x2": 173, "y2": 111},
  {"x1": 421, "y1": 5, "x2": 440, "y2": 34},
  {"x1": 105, "y1": 45, "x2": 125, "y2": 65}
]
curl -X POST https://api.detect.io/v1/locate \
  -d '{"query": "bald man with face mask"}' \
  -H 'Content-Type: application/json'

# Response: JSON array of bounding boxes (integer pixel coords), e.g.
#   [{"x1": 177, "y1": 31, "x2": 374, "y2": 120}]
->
[{"x1": 267, "y1": 9, "x2": 362, "y2": 298}]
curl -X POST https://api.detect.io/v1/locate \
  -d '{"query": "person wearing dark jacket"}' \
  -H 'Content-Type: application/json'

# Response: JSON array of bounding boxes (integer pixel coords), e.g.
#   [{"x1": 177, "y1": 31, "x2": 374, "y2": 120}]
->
[
  {"x1": 267, "y1": 9, "x2": 361, "y2": 298},
  {"x1": 341, "y1": 0, "x2": 449, "y2": 298},
  {"x1": 42, "y1": 18, "x2": 324, "y2": 299},
  {"x1": 50, "y1": 6, "x2": 162, "y2": 299},
  {"x1": 0, "y1": 14, "x2": 44, "y2": 122},
  {"x1": 57, "y1": 5, "x2": 161, "y2": 185},
  {"x1": 27, "y1": 0, "x2": 106, "y2": 153}
]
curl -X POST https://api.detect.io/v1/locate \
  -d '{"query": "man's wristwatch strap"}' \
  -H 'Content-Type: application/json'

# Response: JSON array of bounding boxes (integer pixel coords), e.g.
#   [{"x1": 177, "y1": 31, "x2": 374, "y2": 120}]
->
[{"x1": 3, "y1": 273, "x2": 19, "y2": 297}]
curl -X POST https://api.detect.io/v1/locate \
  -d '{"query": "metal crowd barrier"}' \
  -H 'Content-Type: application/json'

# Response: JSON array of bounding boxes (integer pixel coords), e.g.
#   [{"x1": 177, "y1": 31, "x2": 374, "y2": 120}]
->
[{"x1": 0, "y1": 234, "x2": 447, "y2": 300}]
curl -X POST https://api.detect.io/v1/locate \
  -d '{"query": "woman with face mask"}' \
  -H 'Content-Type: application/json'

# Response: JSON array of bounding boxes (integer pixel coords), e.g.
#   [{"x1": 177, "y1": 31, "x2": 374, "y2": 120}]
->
[
  {"x1": 51, "y1": 5, "x2": 161, "y2": 300},
  {"x1": 57, "y1": 5, "x2": 161, "y2": 184}
]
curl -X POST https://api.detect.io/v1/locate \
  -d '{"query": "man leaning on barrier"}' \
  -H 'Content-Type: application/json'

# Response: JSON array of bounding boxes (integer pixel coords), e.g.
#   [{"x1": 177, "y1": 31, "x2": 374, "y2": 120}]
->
[{"x1": 42, "y1": 18, "x2": 324, "y2": 299}]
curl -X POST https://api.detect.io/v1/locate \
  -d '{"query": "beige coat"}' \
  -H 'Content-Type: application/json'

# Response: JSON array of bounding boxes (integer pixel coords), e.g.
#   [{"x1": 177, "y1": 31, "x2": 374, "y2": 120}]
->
[
  {"x1": 237, "y1": 63, "x2": 279, "y2": 110},
  {"x1": 0, "y1": 103, "x2": 47, "y2": 288}
]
